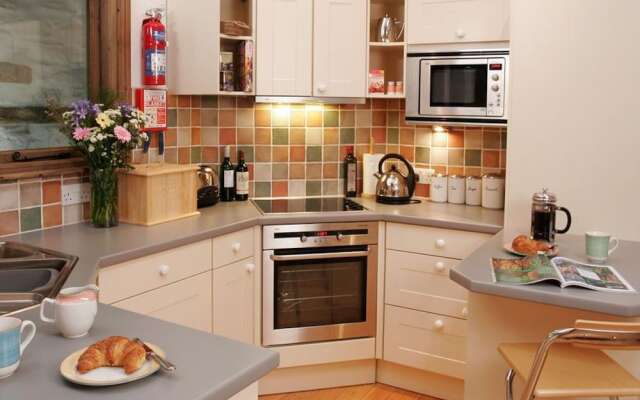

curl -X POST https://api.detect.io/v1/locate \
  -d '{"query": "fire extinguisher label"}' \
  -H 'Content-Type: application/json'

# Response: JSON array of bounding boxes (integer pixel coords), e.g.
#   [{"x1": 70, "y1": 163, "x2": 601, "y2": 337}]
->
[
  {"x1": 145, "y1": 49, "x2": 166, "y2": 77},
  {"x1": 152, "y1": 30, "x2": 165, "y2": 42}
]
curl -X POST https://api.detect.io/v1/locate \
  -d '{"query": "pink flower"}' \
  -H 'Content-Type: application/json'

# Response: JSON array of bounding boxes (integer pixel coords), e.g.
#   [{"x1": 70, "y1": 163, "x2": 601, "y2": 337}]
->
[
  {"x1": 72, "y1": 127, "x2": 91, "y2": 141},
  {"x1": 114, "y1": 126, "x2": 132, "y2": 143}
]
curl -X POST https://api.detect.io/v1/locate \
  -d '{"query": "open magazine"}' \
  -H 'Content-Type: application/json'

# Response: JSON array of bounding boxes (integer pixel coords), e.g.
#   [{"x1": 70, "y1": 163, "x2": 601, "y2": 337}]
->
[{"x1": 491, "y1": 255, "x2": 635, "y2": 292}]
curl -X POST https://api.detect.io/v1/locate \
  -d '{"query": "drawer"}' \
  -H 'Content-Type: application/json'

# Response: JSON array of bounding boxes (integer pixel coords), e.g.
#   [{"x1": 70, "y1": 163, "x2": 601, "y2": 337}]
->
[
  {"x1": 99, "y1": 240, "x2": 212, "y2": 304},
  {"x1": 386, "y1": 223, "x2": 490, "y2": 259},
  {"x1": 112, "y1": 271, "x2": 212, "y2": 333},
  {"x1": 212, "y1": 228, "x2": 254, "y2": 269},
  {"x1": 386, "y1": 250, "x2": 468, "y2": 319},
  {"x1": 384, "y1": 305, "x2": 467, "y2": 379}
]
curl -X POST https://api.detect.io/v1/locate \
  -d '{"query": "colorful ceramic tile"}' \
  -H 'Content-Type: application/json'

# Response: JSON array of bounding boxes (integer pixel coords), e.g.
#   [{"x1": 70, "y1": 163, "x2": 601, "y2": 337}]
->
[
  {"x1": 340, "y1": 111, "x2": 355, "y2": 127},
  {"x1": 355, "y1": 110, "x2": 371, "y2": 127},
  {"x1": 255, "y1": 146, "x2": 272, "y2": 162},
  {"x1": 306, "y1": 180, "x2": 321, "y2": 196},
  {"x1": 272, "y1": 146, "x2": 289, "y2": 162},
  {"x1": 272, "y1": 108, "x2": 290, "y2": 127},
  {"x1": 386, "y1": 111, "x2": 399, "y2": 126},
  {"x1": 483, "y1": 150, "x2": 500, "y2": 168},
  {"x1": 448, "y1": 149, "x2": 464, "y2": 166},
  {"x1": 202, "y1": 147, "x2": 218, "y2": 163},
  {"x1": 255, "y1": 110, "x2": 271, "y2": 127},
  {"x1": 0, "y1": 183, "x2": 19, "y2": 211},
  {"x1": 431, "y1": 131, "x2": 448, "y2": 147},
  {"x1": 20, "y1": 207, "x2": 41, "y2": 231},
  {"x1": 254, "y1": 163, "x2": 272, "y2": 181},
  {"x1": 306, "y1": 163, "x2": 322, "y2": 179},
  {"x1": 306, "y1": 146, "x2": 322, "y2": 162},
  {"x1": 200, "y1": 109, "x2": 218, "y2": 127},
  {"x1": 191, "y1": 127, "x2": 201, "y2": 145},
  {"x1": 177, "y1": 109, "x2": 191, "y2": 127},
  {"x1": 464, "y1": 130, "x2": 483, "y2": 148},
  {"x1": 168, "y1": 109, "x2": 177, "y2": 128},
  {"x1": 20, "y1": 182, "x2": 41, "y2": 208},
  {"x1": 483, "y1": 131, "x2": 501, "y2": 149},
  {"x1": 323, "y1": 145, "x2": 339, "y2": 162},
  {"x1": 237, "y1": 128, "x2": 254, "y2": 144},
  {"x1": 219, "y1": 110, "x2": 236, "y2": 127},
  {"x1": 201, "y1": 127, "x2": 218, "y2": 146},
  {"x1": 372, "y1": 111, "x2": 387, "y2": 126},
  {"x1": 288, "y1": 180, "x2": 306, "y2": 197},
  {"x1": 324, "y1": 111, "x2": 339, "y2": 127},
  {"x1": 219, "y1": 128, "x2": 236, "y2": 145},
  {"x1": 254, "y1": 182, "x2": 271, "y2": 198},
  {"x1": 290, "y1": 110, "x2": 306, "y2": 127},
  {"x1": 178, "y1": 147, "x2": 191, "y2": 164},
  {"x1": 190, "y1": 96, "x2": 201, "y2": 108},
  {"x1": 189, "y1": 147, "x2": 201, "y2": 163},
  {"x1": 290, "y1": 146, "x2": 306, "y2": 162},
  {"x1": 272, "y1": 163, "x2": 289, "y2": 180},
  {"x1": 255, "y1": 128, "x2": 271, "y2": 145},
  {"x1": 0, "y1": 210, "x2": 19, "y2": 236},
  {"x1": 289, "y1": 163, "x2": 306, "y2": 179},
  {"x1": 387, "y1": 128, "x2": 399, "y2": 144},
  {"x1": 236, "y1": 109, "x2": 254, "y2": 127},
  {"x1": 201, "y1": 95, "x2": 218, "y2": 108},
  {"x1": 272, "y1": 128, "x2": 289, "y2": 145},
  {"x1": 272, "y1": 181, "x2": 288, "y2": 197},
  {"x1": 340, "y1": 128, "x2": 355, "y2": 144},
  {"x1": 219, "y1": 96, "x2": 236, "y2": 109},
  {"x1": 306, "y1": 110, "x2": 322, "y2": 127},
  {"x1": 465, "y1": 149, "x2": 482, "y2": 166},
  {"x1": 178, "y1": 95, "x2": 191, "y2": 108},
  {"x1": 322, "y1": 180, "x2": 339, "y2": 196},
  {"x1": 323, "y1": 128, "x2": 339, "y2": 145},
  {"x1": 290, "y1": 128, "x2": 306, "y2": 145},
  {"x1": 356, "y1": 128, "x2": 371, "y2": 144},
  {"x1": 190, "y1": 109, "x2": 201, "y2": 126},
  {"x1": 400, "y1": 128, "x2": 415, "y2": 145},
  {"x1": 237, "y1": 146, "x2": 254, "y2": 162},
  {"x1": 415, "y1": 147, "x2": 430, "y2": 164},
  {"x1": 431, "y1": 148, "x2": 448, "y2": 165},
  {"x1": 323, "y1": 163, "x2": 338, "y2": 179}
]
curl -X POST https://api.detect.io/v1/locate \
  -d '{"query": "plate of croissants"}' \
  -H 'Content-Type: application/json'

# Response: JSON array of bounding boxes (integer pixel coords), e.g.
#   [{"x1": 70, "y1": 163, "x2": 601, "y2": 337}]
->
[
  {"x1": 505, "y1": 234, "x2": 559, "y2": 257},
  {"x1": 60, "y1": 336, "x2": 165, "y2": 386}
]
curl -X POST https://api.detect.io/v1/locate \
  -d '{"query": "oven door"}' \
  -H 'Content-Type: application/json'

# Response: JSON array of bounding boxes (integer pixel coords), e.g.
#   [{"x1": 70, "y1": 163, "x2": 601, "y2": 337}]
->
[
  {"x1": 263, "y1": 245, "x2": 377, "y2": 346},
  {"x1": 419, "y1": 58, "x2": 489, "y2": 117}
]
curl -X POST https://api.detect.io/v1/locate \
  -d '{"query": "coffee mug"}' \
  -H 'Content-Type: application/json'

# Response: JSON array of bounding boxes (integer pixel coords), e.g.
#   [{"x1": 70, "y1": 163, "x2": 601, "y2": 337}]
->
[
  {"x1": 40, "y1": 285, "x2": 98, "y2": 338},
  {"x1": 585, "y1": 231, "x2": 619, "y2": 263},
  {"x1": 0, "y1": 317, "x2": 36, "y2": 379}
]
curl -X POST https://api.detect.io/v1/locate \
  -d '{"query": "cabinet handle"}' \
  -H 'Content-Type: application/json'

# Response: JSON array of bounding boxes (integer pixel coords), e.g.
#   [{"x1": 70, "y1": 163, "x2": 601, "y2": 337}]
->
[
  {"x1": 158, "y1": 264, "x2": 170, "y2": 276},
  {"x1": 245, "y1": 263, "x2": 255, "y2": 273},
  {"x1": 455, "y1": 29, "x2": 466, "y2": 39},
  {"x1": 435, "y1": 261, "x2": 446, "y2": 273},
  {"x1": 435, "y1": 239, "x2": 446, "y2": 249},
  {"x1": 461, "y1": 307, "x2": 469, "y2": 317},
  {"x1": 232, "y1": 242, "x2": 241, "y2": 253},
  {"x1": 434, "y1": 319, "x2": 444, "y2": 330},
  {"x1": 317, "y1": 84, "x2": 327, "y2": 93}
]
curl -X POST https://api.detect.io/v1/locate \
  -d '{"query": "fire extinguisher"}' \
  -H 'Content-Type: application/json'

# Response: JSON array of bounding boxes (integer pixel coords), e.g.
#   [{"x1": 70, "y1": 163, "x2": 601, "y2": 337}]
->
[{"x1": 142, "y1": 8, "x2": 166, "y2": 86}]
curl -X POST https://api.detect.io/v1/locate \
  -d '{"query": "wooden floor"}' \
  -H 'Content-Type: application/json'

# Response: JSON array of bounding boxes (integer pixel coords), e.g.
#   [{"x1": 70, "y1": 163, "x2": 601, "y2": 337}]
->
[{"x1": 260, "y1": 384, "x2": 440, "y2": 400}]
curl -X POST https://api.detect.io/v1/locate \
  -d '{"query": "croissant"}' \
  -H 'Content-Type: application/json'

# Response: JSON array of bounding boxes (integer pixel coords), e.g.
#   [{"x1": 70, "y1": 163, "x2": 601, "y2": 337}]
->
[
  {"x1": 512, "y1": 234, "x2": 552, "y2": 255},
  {"x1": 77, "y1": 336, "x2": 147, "y2": 374}
]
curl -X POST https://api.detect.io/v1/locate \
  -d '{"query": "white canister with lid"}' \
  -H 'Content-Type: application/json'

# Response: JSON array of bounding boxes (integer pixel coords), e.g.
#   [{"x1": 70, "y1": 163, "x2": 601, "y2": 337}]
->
[
  {"x1": 447, "y1": 175, "x2": 466, "y2": 204},
  {"x1": 465, "y1": 176, "x2": 482, "y2": 206},
  {"x1": 482, "y1": 174, "x2": 505, "y2": 209},
  {"x1": 430, "y1": 173, "x2": 448, "y2": 203}
]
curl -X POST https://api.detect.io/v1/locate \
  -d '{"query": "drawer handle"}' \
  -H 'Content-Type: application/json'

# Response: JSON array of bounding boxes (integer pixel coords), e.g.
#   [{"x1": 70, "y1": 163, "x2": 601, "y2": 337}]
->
[
  {"x1": 245, "y1": 263, "x2": 255, "y2": 273},
  {"x1": 435, "y1": 239, "x2": 446, "y2": 249},
  {"x1": 434, "y1": 319, "x2": 444, "y2": 330},
  {"x1": 158, "y1": 264, "x2": 170, "y2": 276},
  {"x1": 455, "y1": 28, "x2": 466, "y2": 39},
  {"x1": 462, "y1": 307, "x2": 469, "y2": 317},
  {"x1": 232, "y1": 242, "x2": 241, "y2": 253},
  {"x1": 435, "y1": 262, "x2": 446, "y2": 273}
]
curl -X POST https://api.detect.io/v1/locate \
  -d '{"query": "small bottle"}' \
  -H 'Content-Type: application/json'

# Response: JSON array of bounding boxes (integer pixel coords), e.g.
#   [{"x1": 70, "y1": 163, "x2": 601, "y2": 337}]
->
[
  {"x1": 235, "y1": 150, "x2": 249, "y2": 201},
  {"x1": 219, "y1": 145, "x2": 235, "y2": 202},
  {"x1": 344, "y1": 146, "x2": 357, "y2": 197}
]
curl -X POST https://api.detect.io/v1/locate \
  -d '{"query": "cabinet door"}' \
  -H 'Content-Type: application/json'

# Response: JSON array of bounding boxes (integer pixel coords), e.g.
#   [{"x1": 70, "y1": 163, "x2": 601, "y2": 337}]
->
[
  {"x1": 112, "y1": 272, "x2": 213, "y2": 333},
  {"x1": 257, "y1": 0, "x2": 312, "y2": 96},
  {"x1": 167, "y1": 0, "x2": 219, "y2": 94},
  {"x1": 313, "y1": 0, "x2": 367, "y2": 97},
  {"x1": 407, "y1": 0, "x2": 509, "y2": 44},
  {"x1": 213, "y1": 257, "x2": 256, "y2": 344}
]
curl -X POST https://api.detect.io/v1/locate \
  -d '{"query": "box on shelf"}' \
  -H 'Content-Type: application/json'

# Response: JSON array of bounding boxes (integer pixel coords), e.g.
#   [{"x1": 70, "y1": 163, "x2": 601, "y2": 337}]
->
[
  {"x1": 220, "y1": 20, "x2": 251, "y2": 37},
  {"x1": 369, "y1": 69, "x2": 385, "y2": 93}
]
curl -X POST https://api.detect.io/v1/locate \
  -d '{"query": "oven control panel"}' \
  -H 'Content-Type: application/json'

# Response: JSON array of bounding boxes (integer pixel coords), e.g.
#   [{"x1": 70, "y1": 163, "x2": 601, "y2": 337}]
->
[
  {"x1": 486, "y1": 58, "x2": 506, "y2": 117},
  {"x1": 263, "y1": 222, "x2": 379, "y2": 250}
]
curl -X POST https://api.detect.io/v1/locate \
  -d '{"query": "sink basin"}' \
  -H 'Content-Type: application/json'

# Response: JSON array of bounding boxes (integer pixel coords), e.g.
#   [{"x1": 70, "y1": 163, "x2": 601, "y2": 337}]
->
[
  {"x1": 0, "y1": 293, "x2": 45, "y2": 315},
  {"x1": 0, "y1": 242, "x2": 36, "y2": 259}
]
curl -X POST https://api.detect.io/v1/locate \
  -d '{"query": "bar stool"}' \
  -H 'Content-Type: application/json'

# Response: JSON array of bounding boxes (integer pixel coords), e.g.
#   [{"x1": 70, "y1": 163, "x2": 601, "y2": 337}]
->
[{"x1": 498, "y1": 320, "x2": 640, "y2": 400}]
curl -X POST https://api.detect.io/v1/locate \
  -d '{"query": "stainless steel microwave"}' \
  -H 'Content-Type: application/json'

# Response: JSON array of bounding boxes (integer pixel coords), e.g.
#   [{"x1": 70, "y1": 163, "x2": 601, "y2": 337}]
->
[{"x1": 406, "y1": 49, "x2": 509, "y2": 126}]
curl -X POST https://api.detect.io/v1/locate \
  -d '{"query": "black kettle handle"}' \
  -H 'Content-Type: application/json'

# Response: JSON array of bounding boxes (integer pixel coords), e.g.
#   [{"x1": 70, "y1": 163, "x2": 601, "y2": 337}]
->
[
  {"x1": 555, "y1": 206, "x2": 572, "y2": 234},
  {"x1": 377, "y1": 153, "x2": 416, "y2": 197}
]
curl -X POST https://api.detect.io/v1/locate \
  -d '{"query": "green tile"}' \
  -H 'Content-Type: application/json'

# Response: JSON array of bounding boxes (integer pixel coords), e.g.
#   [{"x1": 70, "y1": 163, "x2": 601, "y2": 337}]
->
[
  {"x1": 201, "y1": 95, "x2": 218, "y2": 108},
  {"x1": 168, "y1": 109, "x2": 177, "y2": 128},
  {"x1": 387, "y1": 128, "x2": 399, "y2": 144},
  {"x1": 20, "y1": 207, "x2": 41, "y2": 231},
  {"x1": 465, "y1": 149, "x2": 482, "y2": 166},
  {"x1": 272, "y1": 128, "x2": 289, "y2": 145},
  {"x1": 501, "y1": 131, "x2": 507, "y2": 149},
  {"x1": 324, "y1": 111, "x2": 339, "y2": 127},
  {"x1": 306, "y1": 146, "x2": 322, "y2": 162},
  {"x1": 190, "y1": 147, "x2": 202, "y2": 163},
  {"x1": 387, "y1": 111, "x2": 399, "y2": 126},
  {"x1": 339, "y1": 165, "x2": 346, "y2": 179},
  {"x1": 272, "y1": 163, "x2": 288, "y2": 180},
  {"x1": 416, "y1": 147, "x2": 430, "y2": 164},
  {"x1": 237, "y1": 146, "x2": 254, "y2": 162},
  {"x1": 339, "y1": 128, "x2": 355, "y2": 144},
  {"x1": 306, "y1": 181, "x2": 321, "y2": 196},
  {"x1": 254, "y1": 182, "x2": 271, "y2": 197}
]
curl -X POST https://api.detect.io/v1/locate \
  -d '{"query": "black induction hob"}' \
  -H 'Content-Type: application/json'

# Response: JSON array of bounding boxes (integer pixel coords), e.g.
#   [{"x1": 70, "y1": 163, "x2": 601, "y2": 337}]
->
[{"x1": 252, "y1": 197, "x2": 366, "y2": 214}]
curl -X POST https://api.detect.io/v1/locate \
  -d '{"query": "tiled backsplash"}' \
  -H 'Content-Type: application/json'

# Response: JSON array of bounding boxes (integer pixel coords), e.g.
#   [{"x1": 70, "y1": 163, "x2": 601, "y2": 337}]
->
[{"x1": 133, "y1": 95, "x2": 507, "y2": 198}]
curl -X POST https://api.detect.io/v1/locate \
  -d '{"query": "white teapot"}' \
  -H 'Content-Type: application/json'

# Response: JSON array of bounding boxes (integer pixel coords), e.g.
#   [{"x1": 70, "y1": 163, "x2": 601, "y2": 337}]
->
[{"x1": 40, "y1": 285, "x2": 99, "y2": 338}]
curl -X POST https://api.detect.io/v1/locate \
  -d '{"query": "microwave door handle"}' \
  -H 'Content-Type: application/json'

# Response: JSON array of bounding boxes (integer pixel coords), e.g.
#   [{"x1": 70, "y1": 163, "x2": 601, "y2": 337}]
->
[{"x1": 270, "y1": 250, "x2": 369, "y2": 262}]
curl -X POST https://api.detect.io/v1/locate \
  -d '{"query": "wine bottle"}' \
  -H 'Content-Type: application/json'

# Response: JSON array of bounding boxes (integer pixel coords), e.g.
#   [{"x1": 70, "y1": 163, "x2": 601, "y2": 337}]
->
[
  {"x1": 235, "y1": 150, "x2": 249, "y2": 201},
  {"x1": 220, "y1": 145, "x2": 235, "y2": 202},
  {"x1": 344, "y1": 146, "x2": 357, "y2": 197}
]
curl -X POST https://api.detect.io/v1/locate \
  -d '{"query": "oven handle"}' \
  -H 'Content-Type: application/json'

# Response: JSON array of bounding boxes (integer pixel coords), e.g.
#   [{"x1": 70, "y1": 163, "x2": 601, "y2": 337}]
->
[{"x1": 269, "y1": 250, "x2": 369, "y2": 262}]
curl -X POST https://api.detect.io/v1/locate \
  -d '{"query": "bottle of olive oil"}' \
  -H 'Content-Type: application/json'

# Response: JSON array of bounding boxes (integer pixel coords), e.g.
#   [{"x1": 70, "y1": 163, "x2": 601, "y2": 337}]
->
[
  {"x1": 220, "y1": 145, "x2": 235, "y2": 202},
  {"x1": 344, "y1": 146, "x2": 357, "y2": 197},
  {"x1": 235, "y1": 150, "x2": 249, "y2": 201}
]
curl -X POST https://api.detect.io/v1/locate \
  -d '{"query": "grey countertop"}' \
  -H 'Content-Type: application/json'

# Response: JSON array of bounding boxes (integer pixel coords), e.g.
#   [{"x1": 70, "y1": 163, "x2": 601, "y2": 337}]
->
[
  {"x1": 0, "y1": 304, "x2": 278, "y2": 400},
  {"x1": 5, "y1": 197, "x2": 503, "y2": 288},
  {"x1": 450, "y1": 232, "x2": 640, "y2": 317}
]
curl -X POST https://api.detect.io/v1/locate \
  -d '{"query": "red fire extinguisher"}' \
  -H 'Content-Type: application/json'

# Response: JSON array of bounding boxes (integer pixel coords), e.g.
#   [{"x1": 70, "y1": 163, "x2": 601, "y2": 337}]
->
[{"x1": 142, "y1": 8, "x2": 166, "y2": 86}]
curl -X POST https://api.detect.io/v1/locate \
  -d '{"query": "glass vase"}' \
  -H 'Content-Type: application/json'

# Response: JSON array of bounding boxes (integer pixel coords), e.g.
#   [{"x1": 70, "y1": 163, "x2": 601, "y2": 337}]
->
[{"x1": 89, "y1": 168, "x2": 119, "y2": 228}]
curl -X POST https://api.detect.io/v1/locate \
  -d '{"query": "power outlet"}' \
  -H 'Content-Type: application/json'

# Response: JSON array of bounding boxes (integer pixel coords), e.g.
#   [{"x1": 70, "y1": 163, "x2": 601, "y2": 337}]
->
[
  {"x1": 62, "y1": 183, "x2": 91, "y2": 206},
  {"x1": 415, "y1": 168, "x2": 435, "y2": 184}
]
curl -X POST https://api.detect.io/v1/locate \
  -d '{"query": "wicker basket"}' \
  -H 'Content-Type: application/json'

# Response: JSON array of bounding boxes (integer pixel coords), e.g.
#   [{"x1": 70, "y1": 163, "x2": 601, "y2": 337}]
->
[{"x1": 220, "y1": 20, "x2": 251, "y2": 37}]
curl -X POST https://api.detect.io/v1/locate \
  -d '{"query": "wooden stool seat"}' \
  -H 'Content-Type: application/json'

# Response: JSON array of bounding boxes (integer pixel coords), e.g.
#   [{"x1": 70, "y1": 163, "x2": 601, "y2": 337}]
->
[{"x1": 498, "y1": 342, "x2": 640, "y2": 398}]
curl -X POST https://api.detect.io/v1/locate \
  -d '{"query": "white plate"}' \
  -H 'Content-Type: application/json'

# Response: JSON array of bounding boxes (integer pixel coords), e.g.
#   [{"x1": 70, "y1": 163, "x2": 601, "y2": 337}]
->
[
  {"x1": 503, "y1": 242, "x2": 559, "y2": 257},
  {"x1": 60, "y1": 342, "x2": 165, "y2": 386}
]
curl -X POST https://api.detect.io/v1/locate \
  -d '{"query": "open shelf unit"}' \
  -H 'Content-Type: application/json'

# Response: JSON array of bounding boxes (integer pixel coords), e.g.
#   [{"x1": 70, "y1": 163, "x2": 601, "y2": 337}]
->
[
  {"x1": 219, "y1": 0, "x2": 256, "y2": 96},
  {"x1": 367, "y1": 0, "x2": 407, "y2": 99}
]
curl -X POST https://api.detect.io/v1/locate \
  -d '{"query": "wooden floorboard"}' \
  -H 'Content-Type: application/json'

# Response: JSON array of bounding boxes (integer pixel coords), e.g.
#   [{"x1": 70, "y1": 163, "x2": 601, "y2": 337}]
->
[{"x1": 260, "y1": 384, "x2": 441, "y2": 400}]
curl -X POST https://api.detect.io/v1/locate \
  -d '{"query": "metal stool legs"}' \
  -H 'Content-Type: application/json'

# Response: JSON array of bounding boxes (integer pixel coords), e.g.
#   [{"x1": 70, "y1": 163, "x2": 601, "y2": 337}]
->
[{"x1": 505, "y1": 369, "x2": 515, "y2": 400}]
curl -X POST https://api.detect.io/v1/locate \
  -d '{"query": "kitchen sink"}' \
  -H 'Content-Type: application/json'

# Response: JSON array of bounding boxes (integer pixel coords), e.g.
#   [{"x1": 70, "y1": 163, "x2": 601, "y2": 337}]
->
[{"x1": 0, "y1": 242, "x2": 78, "y2": 315}]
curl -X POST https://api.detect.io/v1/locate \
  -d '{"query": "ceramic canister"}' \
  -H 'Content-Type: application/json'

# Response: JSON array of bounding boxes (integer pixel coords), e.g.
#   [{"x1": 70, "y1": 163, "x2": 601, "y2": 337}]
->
[
  {"x1": 482, "y1": 174, "x2": 505, "y2": 209},
  {"x1": 430, "y1": 173, "x2": 448, "y2": 203},
  {"x1": 465, "y1": 176, "x2": 482, "y2": 206},
  {"x1": 447, "y1": 175, "x2": 466, "y2": 204}
]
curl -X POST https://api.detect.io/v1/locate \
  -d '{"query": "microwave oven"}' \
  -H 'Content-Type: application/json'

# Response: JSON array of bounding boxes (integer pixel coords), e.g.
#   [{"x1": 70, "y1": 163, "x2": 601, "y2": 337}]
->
[{"x1": 406, "y1": 49, "x2": 509, "y2": 126}]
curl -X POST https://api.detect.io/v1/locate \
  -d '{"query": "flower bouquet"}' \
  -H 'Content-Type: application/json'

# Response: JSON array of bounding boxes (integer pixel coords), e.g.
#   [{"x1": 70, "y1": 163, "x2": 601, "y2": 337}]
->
[{"x1": 61, "y1": 100, "x2": 149, "y2": 228}]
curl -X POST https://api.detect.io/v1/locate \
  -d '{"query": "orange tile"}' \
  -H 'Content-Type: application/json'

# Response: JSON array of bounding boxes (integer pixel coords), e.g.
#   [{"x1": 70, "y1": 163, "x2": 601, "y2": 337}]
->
[
  {"x1": 290, "y1": 146, "x2": 306, "y2": 162},
  {"x1": 414, "y1": 183, "x2": 429, "y2": 198},
  {"x1": 0, "y1": 210, "x2": 19, "y2": 236},
  {"x1": 272, "y1": 181, "x2": 288, "y2": 197},
  {"x1": 220, "y1": 128, "x2": 236, "y2": 145},
  {"x1": 43, "y1": 204, "x2": 62, "y2": 227},
  {"x1": 306, "y1": 163, "x2": 322, "y2": 179},
  {"x1": 307, "y1": 111, "x2": 322, "y2": 127},
  {"x1": 219, "y1": 96, "x2": 236, "y2": 109},
  {"x1": 399, "y1": 146, "x2": 414, "y2": 162},
  {"x1": 178, "y1": 95, "x2": 191, "y2": 108},
  {"x1": 433, "y1": 165, "x2": 447, "y2": 174},
  {"x1": 291, "y1": 110, "x2": 306, "y2": 127},
  {"x1": 190, "y1": 95, "x2": 201, "y2": 108},
  {"x1": 372, "y1": 127, "x2": 386, "y2": 144},
  {"x1": 323, "y1": 128, "x2": 338, "y2": 144},
  {"x1": 237, "y1": 128, "x2": 254, "y2": 144},
  {"x1": 371, "y1": 99, "x2": 388, "y2": 110},
  {"x1": 448, "y1": 166, "x2": 465, "y2": 176},
  {"x1": 290, "y1": 128, "x2": 306, "y2": 145},
  {"x1": 356, "y1": 145, "x2": 369, "y2": 159},
  {"x1": 191, "y1": 109, "x2": 201, "y2": 126},
  {"x1": 202, "y1": 147, "x2": 218, "y2": 163},
  {"x1": 255, "y1": 128, "x2": 271, "y2": 145},
  {"x1": 356, "y1": 128, "x2": 371, "y2": 144},
  {"x1": 387, "y1": 99, "x2": 401, "y2": 110},
  {"x1": 323, "y1": 163, "x2": 338, "y2": 178},
  {"x1": 356, "y1": 99, "x2": 371, "y2": 110},
  {"x1": 483, "y1": 150, "x2": 500, "y2": 168},
  {"x1": 500, "y1": 150, "x2": 507, "y2": 169},
  {"x1": 372, "y1": 144, "x2": 387, "y2": 154},
  {"x1": 191, "y1": 127, "x2": 201, "y2": 145},
  {"x1": 255, "y1": 110, "x2": 271, "y2": 127},
  {"x1": 165, "y1": 128, "x2": 177, "y2": 146},
  {"x1": 449, "y1": 129, "x2": 464, "y2": 147},
  {"x1": 219, "y1": 110, "x2": 236, "y2": 127},
  {"x1": 398, "y1": 111, "x2": 411, "y2": 128},
  {"x1": 178, "y1": 147, "x2": 190, "y2": 164},
  {"x1": 237, "y1": 96, "x2": 254, "y2": 108},
  {"x1": 272, "y1": 146, "x2": 289, "y2": 162},
  {"x1": 289, "y1": 164, "x2": 305, "y2": 179},
  {"x1": 42, "y1": 180, "x2": 61, "y2": 204},
  {"x1": 400, "y1": 128, "x2": 415, "y2": 145},
  {"x1": 167, "y1": 94, "x2": 177, "y2": 108},
  {"x1": 372, "y1": 111, "x2": 387, "y2": 126},
  {"x1": 465, "y1": 167, "x2": 482, "y2": 177},
  {"x1": 340, "y1": 104, "x2": 355, "y2": 110}
]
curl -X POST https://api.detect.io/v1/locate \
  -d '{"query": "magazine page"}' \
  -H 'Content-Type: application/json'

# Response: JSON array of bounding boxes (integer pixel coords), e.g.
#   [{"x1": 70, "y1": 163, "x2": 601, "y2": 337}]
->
[
  {"x1": 491, "y1": 254, "x2": 561, "y2": 285},
  {"x1": 551, "y1": 257, "x2": 635, "y2": 292}
]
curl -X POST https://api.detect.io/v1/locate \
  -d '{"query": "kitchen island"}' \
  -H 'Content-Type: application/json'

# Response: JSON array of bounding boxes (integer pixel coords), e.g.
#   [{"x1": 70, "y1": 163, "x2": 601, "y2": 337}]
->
[
  {"x1": 451, "y1": 232, "x2": 640, "y2": 400},
  {"x1": 0, "y1": 304, "x2": 279, "y2": 400}
]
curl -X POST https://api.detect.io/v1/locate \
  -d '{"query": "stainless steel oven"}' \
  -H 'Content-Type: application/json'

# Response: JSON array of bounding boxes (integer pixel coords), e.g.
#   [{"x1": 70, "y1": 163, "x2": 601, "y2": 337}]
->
[
  {"x1": 406, "y1": 49, "x2": 509, "y2": 126},
  {"x1": 262, "y1": 222, "x2": 378, "y2": 346}
]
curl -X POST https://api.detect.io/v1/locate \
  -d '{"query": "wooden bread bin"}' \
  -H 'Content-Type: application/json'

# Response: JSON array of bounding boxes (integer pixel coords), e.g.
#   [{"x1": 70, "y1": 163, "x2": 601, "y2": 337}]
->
[{"x1": 118, "y1": 163, "x2": 199, "y2": 226}]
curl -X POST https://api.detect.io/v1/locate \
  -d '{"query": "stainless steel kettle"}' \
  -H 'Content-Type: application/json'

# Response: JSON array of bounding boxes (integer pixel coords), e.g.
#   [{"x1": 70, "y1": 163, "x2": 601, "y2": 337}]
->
[
  {"x1": 197, "y1": 165, "x2": 219, "y2": 208},
  {"x1": 374, "y1": 154, "x2": 417, "y2": 204},
  {"x1": 377, "y1": 14, "x2": 405, "y2": 43}
]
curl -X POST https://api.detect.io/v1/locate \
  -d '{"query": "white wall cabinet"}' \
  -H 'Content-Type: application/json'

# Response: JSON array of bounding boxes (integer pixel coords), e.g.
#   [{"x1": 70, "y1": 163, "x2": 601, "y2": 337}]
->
[
  {"x1": 256, "y1": 0, "x2": 313, "y2": 96},
  {"x1": 407, "y1": 0, "x2": 509, "y2": 44},
  {"x1": 313, "y1": 0, "x2": 367, "y2": 97},
  {"x1": 213, "y1": 257, "x2": 256, "y2": 344}
]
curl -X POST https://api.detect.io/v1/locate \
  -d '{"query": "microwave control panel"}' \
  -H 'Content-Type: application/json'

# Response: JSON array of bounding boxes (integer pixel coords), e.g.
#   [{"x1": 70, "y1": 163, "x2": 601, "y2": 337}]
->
[{"x1": 486, "y1": 58, "x2": 506, "y2": 116}]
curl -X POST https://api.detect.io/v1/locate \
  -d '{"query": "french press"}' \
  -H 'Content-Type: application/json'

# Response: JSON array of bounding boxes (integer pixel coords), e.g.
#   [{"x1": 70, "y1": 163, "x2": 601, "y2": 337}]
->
[{"x1": 530, "y1": 188, "x2": 572, "y2": 244}]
